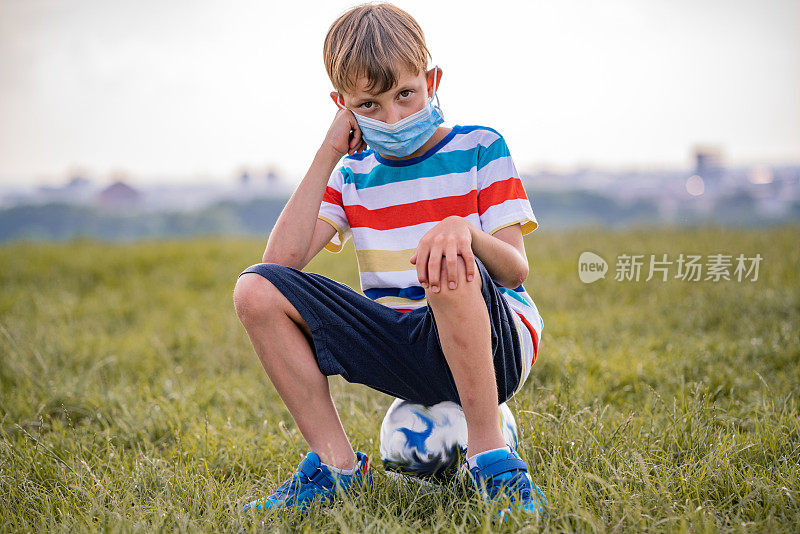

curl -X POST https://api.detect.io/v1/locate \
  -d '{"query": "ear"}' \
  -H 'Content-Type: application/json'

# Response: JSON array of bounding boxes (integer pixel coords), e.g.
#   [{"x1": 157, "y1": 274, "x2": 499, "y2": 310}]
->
[
  {"x1": 426, "y1": 66, "x2": 442, "y2": 97},
  {"x1": 330, "y1": 91, "x2": 346, "y2": 109}
]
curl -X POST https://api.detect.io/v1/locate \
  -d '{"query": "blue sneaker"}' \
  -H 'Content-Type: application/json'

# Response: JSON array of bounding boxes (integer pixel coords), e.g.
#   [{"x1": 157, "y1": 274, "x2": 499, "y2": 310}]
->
[
  {"x1": 242, "y1": 451, "x2": 371, "y2": 514},
  {"x1": 466, "y1": 446, "x2": 547, "y2": 521}
]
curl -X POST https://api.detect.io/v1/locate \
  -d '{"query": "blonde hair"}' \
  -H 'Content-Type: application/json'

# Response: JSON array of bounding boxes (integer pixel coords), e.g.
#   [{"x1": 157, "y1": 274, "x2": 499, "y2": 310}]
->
[{"x1": 323, "y1": 2, "x2": 432, "y2": 96}]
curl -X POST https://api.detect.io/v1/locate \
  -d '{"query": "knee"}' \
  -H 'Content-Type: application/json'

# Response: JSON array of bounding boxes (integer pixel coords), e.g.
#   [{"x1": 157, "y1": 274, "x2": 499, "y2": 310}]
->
[
  {"x1": 425, "y1": 255, "x2": 481, "y2": 303},
  {"x1": 232, "y1": 264, "x2": 288, "y2": 323}
]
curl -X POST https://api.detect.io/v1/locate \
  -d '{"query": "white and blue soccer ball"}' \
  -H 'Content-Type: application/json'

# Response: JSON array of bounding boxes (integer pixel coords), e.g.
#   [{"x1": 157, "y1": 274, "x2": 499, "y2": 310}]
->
[{"x1": 379, "y1": 399, "x2": 519, "y2": 483}]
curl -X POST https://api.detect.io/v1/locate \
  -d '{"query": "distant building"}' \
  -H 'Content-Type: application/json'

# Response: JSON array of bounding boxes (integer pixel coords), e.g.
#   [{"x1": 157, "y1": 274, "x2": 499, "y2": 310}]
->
[
  {"x1": 65, "y1": 175, "x2": 92, "y2": 191},
  {"x1": 35, "y1": 174, "x2": 96, "y2": 204},
  {"x1": 693, "y1": 145, "x2": 725, "y2": 195},
  {"x1": 96, "y1": 181, "x2": 142, "y2": 211}
]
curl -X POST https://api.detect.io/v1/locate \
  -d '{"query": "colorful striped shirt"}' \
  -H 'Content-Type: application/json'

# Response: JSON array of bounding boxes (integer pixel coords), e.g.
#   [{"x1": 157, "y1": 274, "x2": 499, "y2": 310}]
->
[{"x1": 317, "y1": 124, "x2": 543, "y2": 393}]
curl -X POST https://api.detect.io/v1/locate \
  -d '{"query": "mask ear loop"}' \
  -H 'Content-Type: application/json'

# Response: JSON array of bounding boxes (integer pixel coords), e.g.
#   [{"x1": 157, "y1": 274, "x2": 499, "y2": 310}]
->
[
  {"x1": 430, "y1": 65, "x2": 441, "y2": 109},
  {"x1": 426, "y1": 66, "x2": 441, "y2": 114}
]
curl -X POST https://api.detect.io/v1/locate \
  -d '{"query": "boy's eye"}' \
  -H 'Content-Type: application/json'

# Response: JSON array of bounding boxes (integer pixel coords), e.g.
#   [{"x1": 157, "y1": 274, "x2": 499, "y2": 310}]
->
[{"x1": 358, "y1": 90, "x2": 411, "y2": 110}]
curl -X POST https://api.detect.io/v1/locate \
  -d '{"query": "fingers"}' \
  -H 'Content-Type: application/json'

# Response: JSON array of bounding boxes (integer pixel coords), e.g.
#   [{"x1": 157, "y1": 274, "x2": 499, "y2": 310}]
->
[
  {"x1": 342, "y1": 111, "x2": 365, "y2": 156},
  {"x1": 462, "y1": 247, "x2": 476, "y2": 282},
  {"x1": 445, "y1": 243, "x2": 458, "y2": 290},
  {"x1": 348, "y1": 126, "x2": 363, "y2": 156},
  {"x1": 416, "y1": 246, "x2": 430, "y2": 289},
  {"x1": 427, "y1": 243, "x2": 443, "y2": 292},
  {"x1": 350, "y1": 136, "x2": 367, "y2": 155}
]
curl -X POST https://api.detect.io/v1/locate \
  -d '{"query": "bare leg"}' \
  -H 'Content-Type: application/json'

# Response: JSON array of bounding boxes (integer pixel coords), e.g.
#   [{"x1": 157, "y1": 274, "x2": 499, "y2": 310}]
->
[
  {"x1": 233, "y1": 272, "x2": 357, "y2": 470},
  {"x1": 425, "y1": 256, "x2": 506, "y2": 457}
]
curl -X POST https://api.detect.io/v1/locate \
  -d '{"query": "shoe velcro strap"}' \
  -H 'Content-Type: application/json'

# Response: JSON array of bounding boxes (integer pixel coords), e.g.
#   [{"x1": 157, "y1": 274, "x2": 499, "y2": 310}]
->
[
  {"x1": 309, "y1": 468, "x2": 331, "y2": 484},
  {"x1": 479, "y1": 457, "x2": 528, "y2": 480},
  {"x1": 299, "y1": 462, "x2": 320, "y2": 478}
]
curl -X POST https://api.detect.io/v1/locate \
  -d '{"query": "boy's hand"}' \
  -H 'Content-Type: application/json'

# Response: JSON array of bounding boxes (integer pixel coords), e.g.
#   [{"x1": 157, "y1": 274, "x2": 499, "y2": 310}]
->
[
  {"x1": 321, "y1": 108, "x2": 368, "y2": 158},
  {"x1": 410, "y1": 216, "x2": 477, "y2": 293}
]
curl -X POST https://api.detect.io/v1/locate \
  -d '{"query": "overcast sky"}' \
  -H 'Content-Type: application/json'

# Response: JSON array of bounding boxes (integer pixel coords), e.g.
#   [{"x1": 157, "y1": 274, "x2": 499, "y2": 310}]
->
[{"x1": 1, "y1": 0, "x2": 798, "y2": 186}]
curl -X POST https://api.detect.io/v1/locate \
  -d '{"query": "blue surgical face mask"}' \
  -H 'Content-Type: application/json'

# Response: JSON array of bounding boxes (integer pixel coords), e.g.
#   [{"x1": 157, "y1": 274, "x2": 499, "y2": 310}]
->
[{"x1": 336, "y1": 66, "x2": 445, "y2": 158}]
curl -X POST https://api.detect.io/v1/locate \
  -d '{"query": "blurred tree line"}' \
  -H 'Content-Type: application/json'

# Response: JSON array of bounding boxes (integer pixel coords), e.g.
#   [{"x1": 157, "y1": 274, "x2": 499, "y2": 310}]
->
[{"x1": 1, "y1": 191, "x2": 797, "y2": 242}]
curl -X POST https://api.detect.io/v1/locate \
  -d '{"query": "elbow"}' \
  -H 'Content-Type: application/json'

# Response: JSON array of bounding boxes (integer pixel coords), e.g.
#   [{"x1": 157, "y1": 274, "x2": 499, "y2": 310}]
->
[
  {"x1": 508, "y1": 276, "x2": 526, "y2": 289},
  {"x1": 521, "y1": 264, "x2": 529, "y2": 283},
  {"x1": 501, "y1": 272, "x2": 527, "y2": 290},
  {"x1": 514, "y1": 263, "x2": 529, "y2": 287},
  {"x1": 262, "y1": 249, "x2": 304, "y2": 269}
]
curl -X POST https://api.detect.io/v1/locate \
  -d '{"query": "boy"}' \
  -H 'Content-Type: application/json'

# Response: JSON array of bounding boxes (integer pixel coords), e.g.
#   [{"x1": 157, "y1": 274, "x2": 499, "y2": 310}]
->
[{"x1": 233, "y1": 2, "x2": 546, "y2": 519}]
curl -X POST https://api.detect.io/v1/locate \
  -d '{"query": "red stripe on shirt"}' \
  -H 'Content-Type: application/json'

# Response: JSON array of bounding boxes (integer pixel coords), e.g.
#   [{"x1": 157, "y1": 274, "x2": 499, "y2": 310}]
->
[
  {"x1": 516, "y1": 311, "x2": 539, "y2": 365},
  {"x1": 344, "y1": 190, "x2": 478, "y2": 230},
  {"x1": 478, "y1": 177, "x2": 528, "y2": 216},
  {"x1": 322, "y1": 186, "x2": 343, "y2": 206}
]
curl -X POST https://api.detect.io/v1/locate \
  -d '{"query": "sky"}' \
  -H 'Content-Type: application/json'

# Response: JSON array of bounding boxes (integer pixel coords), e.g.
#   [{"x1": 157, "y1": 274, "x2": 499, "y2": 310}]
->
[{"x1": 1, "y1": 0, "x2": 798, "y2": 186}]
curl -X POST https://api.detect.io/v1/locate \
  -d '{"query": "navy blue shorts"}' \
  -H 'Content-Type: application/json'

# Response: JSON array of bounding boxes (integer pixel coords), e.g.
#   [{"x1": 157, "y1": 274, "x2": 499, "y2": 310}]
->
[{"x1": 237, "y1": 256, "x2": 522, "y2": 406}]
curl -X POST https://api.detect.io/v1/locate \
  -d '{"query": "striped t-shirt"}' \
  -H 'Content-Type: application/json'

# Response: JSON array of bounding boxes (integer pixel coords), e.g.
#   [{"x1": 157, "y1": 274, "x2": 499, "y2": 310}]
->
[{"x1": 317, "y1": 124, "x2": 543, "y2": 394}]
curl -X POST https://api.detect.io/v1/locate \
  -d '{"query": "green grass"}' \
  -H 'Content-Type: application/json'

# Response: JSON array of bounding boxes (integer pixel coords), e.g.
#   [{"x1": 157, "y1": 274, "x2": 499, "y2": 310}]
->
[{"x1": 1, "y1": 225, "x2": 798, "y2": 532}]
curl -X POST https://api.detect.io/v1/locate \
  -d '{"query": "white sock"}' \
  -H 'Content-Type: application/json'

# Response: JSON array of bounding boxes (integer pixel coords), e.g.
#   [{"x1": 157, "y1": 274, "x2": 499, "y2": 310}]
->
[
  {"x1": 322, "y1": 457, "x2": 357, "y2": 475},
  {"x1": 466, "y1": 444, "x2": 513, "y2": 470}
]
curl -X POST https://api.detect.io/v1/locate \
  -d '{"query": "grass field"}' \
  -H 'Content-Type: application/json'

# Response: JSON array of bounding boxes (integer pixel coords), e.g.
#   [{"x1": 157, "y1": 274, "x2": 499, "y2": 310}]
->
[{"x1": 1, "y1": 225, "x2": 799, "y2": 532}]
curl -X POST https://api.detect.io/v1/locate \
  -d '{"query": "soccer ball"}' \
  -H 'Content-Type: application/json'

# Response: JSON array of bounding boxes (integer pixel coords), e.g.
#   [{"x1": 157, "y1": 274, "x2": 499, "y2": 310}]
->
[{"x1": 379, "y1": 399, "x2": 519, "y2": 483}]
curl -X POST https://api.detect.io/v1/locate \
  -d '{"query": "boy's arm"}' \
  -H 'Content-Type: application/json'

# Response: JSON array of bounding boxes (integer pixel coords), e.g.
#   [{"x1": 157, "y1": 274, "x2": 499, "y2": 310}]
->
[
  {"x1": 468, "y1": 222, "x2": 529, "y2": 289},
  {"x1": 262, "y1": 109, "x2": 366, "y2": 267},
  {"x1": 469, "y1": 130, "x2": 537, "y2": 287},
  {"x1": 262, "y1": 147, "x2": 341, "y2": 267},
  {"x1": 409, "y1": 216, "x2": 528, "y2": 292},
  {"x1": 297, "y1": 218, "x2": 337, "y2": 270}
]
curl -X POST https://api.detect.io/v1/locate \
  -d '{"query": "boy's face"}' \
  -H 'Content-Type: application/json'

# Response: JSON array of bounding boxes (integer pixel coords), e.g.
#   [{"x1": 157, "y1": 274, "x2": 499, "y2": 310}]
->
[{"x1": 331, "y1": 65, "x2": 442, "y2": 125}]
